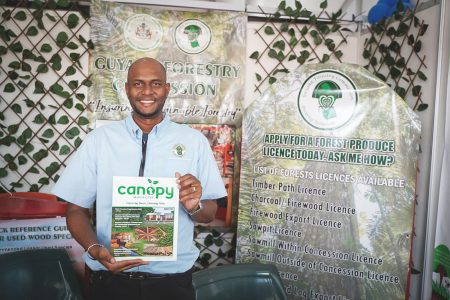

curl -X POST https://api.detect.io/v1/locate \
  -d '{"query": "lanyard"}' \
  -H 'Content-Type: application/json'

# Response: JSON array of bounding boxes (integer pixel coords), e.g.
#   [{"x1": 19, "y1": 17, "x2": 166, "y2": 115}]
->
[{"x1": 138, "y1": 133, "x2": 148, "y2": 177}]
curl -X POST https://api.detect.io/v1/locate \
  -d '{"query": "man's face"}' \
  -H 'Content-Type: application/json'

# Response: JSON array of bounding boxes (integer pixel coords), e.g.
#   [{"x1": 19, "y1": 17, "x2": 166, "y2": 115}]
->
[{"x1": 125, "y1": 59, "x2": 170, "y2": 120}]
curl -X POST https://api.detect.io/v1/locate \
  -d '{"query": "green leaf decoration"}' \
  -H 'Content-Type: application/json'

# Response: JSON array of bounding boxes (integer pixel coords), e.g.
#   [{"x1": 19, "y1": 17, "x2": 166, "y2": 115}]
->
[
  {"x1": 322, "y1": 53, "x2": 330, "y2": 63},
  {"x1": 264, "y1": 26, "x2": 275, "y2": 35},
  {"x1": 288, "y1": 54, "x2": 296, "y2": 61},
  {"x1": 38, "y1": 177, "x2": 50, "y2": 185},
  {"x1": 11, "y1": 103, "x2": 22, "y2": 114},
  {"x1": 29, "y1": 166, "x2": 39, "y2": 174},
  {"x1": 417, "y1": 103, "x2": 428, "y2": 111},
  {"x1": 26, "y1": 26, "x2": 38, "y2": 36},
  {"x1": 70, "y1": 52, "x2": 81, "y2": 66},
  {"x1": 396, "y1": 57, "x2": 406, "y2": 68},
  {"x1": 417, "y1": 70, "x2": 427, "y2": 81},
  {"x1": 87, "y1": 40, "x2": 94, "y2": 50},
  {"x1": 57, "y1": 0, "x2": 70, "y2": 7},
  {"x1": 75, "y1": 93, "x2": 85, "y2": 101},
  {"x1": 4, "y1": 83, "x2": 15, "y2": 93},
  {"x1": 24, "y1": 98, "x2": 35, "y2": 107},
  {"x1": 335, "y1": 50, "x2": 343, "y2": 59},
  {"x1": 82, "y1": 79, "x2": 92, "y2": 87},
  {"x1": 18, "y1": 155, "x2": 28, "y2": 165},
  {"x1": 32, "y1": 149, "x2": 49, "y2": 162},
  {"x1": 268, "y1": 49, "x2": 277, "y2": 60},
  {"x1": 67, "y1": 13, "x2": 79, "y2": 29},
  {"x1": 23, "y1": 143, "x2": 34, "y2": 154},
  {"x1": 10, "y1": 182, "x2": 23, "y2": 188},
  {"x1": 50, "y1": 141, "x2": 59, "y2": 150},
  {"x1": 412, "y1": 85, "x2": 422, "y2": 96},
  {"x1": 33, "y1": 114, "x2": 46, "y2": 124},
  {"x1": 42, "y1": 128, "x2": 54, "y2": 138},
  {"x1": 74, "y1": 137, "x2": 82, "y2": 148},
  {"x1": 29, "y1": 184, "x2": 39, "y2": 192},
  {"x1": 255, "y1": 73, "x2": 261, "y2": 81},
  {"x1": 395, "y1": 86, "x2": 406, "y2": 98},
  {"x1": 280, "y1": 22, "x2": 289, "y2": 32},
  {"x1": 320, "y1": 0, "x2": 328, "y2": 9},
  {"x1": 50, "y1": 83, "x2": 63, "y2": 94},
  {"x1": 65, "y1": 66, "x2": 76, "y2": 76},
  {"x1": 68, "y1": 80, "x2": 79, "y2": 90},
  {"x1": 0, "y1": 45, "x2": 6, "y2": 55},
  {"x1": 63, "y1": 98, "x2": 73, "y2": 109},
  {"x1": 45, "y1": 13, "x2": 56, "y2": 22},
  {"x1": 56, "y1": 31, "x2": 69, "y2": 48},
  {"x1": 48, "y1": 114, "x2": 56, "y2": 125},
  {"x1": 390, "y1": 67, "x2": 401, "y2": 79},
  {"x1": 8, "y1": 124, "x2": 19, "y2": 134},
  {"x1": 13, "y1": 11, "x2": 27, "y2": 21},
  {"x1": 249, "y1": 51, "x2": 259, "y2": 59},
  {"x1": 57, "y1": 116, "x2": 69, "y2": 124},
  {"x1": 10, "y1": 41, "x2": 23, "y2": 52},
  {"x1": 300, "y1": 40, "x2": 309, "y2": 48},
  {"x1": 273, "y1": 40, "x2": 285, "y2": 51},
  {"x1": 40, "y1": 43, "x2": 52, "y2": 52},
  {"x1": 414, "y1": 40, "x2": 422, "y2": 53},
  {"x1": 77, "y1": 116, "x2": 89, "y2": 125},
  {"x1": 0, "y1": 136, "x2": 16, "y2": 146},
  {"x1": 4, "y1": 153, "x2": 14, "y2": 162},
  {"x1": 268, "y1": 77, "x2": 277, "y2": 84},
  {"x1": 75, "y1": 103, "x2": 85, "y2": 111},
  {"x1": 8, "y1": 61, "x2": 20, "y2": 69},
  {"x1": 397, "y1": 22, "x2": 408, "y2": 36},
  {"x1": 45, "y1": 162, "x2": 60, "y2": 176},
  {"x1": 37, "y1": 64, "x2": 48, "y2": 73},
  {"x1": 34, "y1": 55, "x2": 45, "y2": 63},
  {"x1": 0, "y1": 168, "x2": 7, "y2": 178},
  {"x1": 21, "y1": 61, "x2": 31, "y2": 72},
  {"x1": 65, "y1": 127, "x2": 80, "y2": 139},
  {"x1": 278, "y1": 0, "x2": 286, "y2": 11},
  {"x1": 78, "y1": 35, "x2": 87, "y2": 44},
  {"x1": 66, "y1": 41, "x2": 79, "y2": 50},
  {"x1": 34, "y1": 80, "x2": 45, "y2": 94},
  {"x1": 59, "y1": 145, "x2": 71, "y2": 155}
]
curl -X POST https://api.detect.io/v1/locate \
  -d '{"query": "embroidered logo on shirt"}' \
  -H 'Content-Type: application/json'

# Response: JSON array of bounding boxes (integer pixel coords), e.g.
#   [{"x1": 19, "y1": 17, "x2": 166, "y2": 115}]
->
[{"x1": 172, "y1": 144, "x2": 186, "y2": 157}]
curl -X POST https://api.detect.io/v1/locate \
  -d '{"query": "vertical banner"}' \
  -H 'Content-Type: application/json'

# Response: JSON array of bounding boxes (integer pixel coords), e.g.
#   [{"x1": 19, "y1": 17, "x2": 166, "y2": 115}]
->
[
  {"x1": 431, "y1": 62, "x2": 450, "y2": 300},
  {"x1": 89, "y1": 0, "x2": 246, "y2": 226},
  {"x1": 236, "y1": 63, "x2": 421, "y2": 299}
]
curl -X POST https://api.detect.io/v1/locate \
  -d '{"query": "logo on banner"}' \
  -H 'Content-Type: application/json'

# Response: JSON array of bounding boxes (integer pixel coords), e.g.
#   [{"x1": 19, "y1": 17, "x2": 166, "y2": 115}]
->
[
  {"x1": 298, "y1": 70, "x2": 358, "y2": 130},
  {"x1": 174, "y1": 19, "x2": 211, "y2": 54},
  {"x1": 124, "y1": 14, "x2": 163, "y2": 51}
]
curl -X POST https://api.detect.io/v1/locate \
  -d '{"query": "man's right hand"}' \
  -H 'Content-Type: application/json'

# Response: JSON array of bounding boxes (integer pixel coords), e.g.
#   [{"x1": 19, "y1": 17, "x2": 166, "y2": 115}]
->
[{"x1": 89, "y1": 245, "x2": 149, "y2": 273}]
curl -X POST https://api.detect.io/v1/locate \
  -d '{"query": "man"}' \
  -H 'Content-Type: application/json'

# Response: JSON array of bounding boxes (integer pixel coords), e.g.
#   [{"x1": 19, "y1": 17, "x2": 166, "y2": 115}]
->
[{"x1": 52, "y1": 58, "x2": 227, "y2": 300}]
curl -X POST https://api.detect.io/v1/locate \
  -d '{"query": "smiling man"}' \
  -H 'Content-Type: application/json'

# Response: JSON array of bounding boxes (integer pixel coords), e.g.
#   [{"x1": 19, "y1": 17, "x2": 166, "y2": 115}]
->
[{"x1": 52, "y1": 57, "x2": 226, "y2": 300}]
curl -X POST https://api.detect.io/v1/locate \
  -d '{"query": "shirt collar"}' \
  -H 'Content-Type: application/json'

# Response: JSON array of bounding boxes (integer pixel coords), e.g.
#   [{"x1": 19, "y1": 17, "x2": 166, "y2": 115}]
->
[{"x1": 125, "y1": 113, "x2": 171, "y2": 141}]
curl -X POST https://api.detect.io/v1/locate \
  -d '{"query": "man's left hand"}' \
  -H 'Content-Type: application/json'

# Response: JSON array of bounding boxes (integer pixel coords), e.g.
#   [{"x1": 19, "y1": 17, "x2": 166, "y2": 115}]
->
[{"x1": 176, "y1": 172, "x2": 202, "y2": 214}]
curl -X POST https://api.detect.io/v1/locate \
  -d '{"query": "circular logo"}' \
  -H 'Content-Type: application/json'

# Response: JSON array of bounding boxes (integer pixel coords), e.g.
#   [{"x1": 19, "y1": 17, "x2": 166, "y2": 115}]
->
[
  {"x1": 172, "y1": 144, "x2": 186, "y2": 157},
  {"x1": 174, "y1": 19, "x2": 211, "y2": 54},
  {"x1": 297, "y1": 70, "x2": 358, "y2": 130},
  {"x1": 124, "y1": 14, "x2": 163, "y2": 51}
]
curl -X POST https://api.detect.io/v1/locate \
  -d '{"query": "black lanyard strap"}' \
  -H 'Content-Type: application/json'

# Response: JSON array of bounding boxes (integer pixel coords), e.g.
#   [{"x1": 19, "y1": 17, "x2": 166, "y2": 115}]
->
[{"x1": 139, "y1": 133, "x2": 148, "y2": 177}]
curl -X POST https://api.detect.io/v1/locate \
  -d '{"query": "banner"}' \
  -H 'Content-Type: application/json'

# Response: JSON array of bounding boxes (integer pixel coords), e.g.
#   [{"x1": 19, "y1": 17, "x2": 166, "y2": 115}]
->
[
  {"x1": 236, "y1": 63, "x2": 421, "y2": 299},
  {"x1": 0, "y1": 217, "x2": 84, "y2": 275},
  {"x1": 89, "y1": 0, "x2": 246, "y2": 226},
  {"x1": 431, "y1": 60, "x2": 450, "y2": 300}
]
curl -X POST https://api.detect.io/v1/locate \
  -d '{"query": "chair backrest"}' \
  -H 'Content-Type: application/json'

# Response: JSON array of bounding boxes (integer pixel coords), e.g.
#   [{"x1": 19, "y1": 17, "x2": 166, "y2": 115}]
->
[
  {"x1": 0, "y1": 248, "x2": 83, "y2": 300},
  {"x1": 0, "y1": 192, "x2": 66, "y2": 219},
  {"x1": 192, "y1": 263, "x2": 288, "y2": 300}
]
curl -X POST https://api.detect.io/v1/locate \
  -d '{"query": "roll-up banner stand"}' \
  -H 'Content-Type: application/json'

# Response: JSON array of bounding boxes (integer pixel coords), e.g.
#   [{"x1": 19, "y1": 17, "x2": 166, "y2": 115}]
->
[{"x1": 236, "y1": 63, "x2": 421, "y2": 300}]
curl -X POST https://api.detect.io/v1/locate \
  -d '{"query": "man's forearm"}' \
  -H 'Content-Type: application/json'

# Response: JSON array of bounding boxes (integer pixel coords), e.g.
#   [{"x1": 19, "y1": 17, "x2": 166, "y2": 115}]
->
[{"x1": 66, "y1": 203, "x2": 98, "y2": 250}]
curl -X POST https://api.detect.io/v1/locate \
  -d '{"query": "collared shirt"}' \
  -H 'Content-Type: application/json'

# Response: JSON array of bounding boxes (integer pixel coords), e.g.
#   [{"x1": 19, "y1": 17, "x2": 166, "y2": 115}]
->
[{"x1": 52, "y1": 114, "x2": 227, "y2": 274}]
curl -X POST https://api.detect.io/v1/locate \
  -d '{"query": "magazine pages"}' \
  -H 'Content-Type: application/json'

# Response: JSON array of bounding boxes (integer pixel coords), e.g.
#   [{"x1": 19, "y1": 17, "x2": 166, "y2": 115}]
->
[{"x1": 111, "y1": 176, "x2": 179, "y2": 261}]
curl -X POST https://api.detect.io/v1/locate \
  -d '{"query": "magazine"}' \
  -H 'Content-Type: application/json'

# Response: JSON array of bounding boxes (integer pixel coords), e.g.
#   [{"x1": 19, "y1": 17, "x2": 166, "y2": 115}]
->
[{"x1": 111, "y1": 176, "x2": 179, "y2": 261}]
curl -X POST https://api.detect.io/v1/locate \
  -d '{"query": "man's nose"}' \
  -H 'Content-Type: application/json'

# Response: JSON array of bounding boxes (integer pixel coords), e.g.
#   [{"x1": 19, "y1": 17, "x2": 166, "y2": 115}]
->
[{"x1": 142, "y1": 84, "x2": 154, "y2": 95}]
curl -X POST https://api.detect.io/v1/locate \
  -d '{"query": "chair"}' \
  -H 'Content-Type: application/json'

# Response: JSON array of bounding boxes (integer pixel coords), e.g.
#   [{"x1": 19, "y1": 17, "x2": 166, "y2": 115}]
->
[
  {"x1": 193, "y1": 263, "x2": 288, "y2": 300},
  {"x1": 0, "y1": 248, "x2": 83, "y2": 300},
  {"x1": 0, "y1": 192, "x2": 67, "y2": 219}
]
